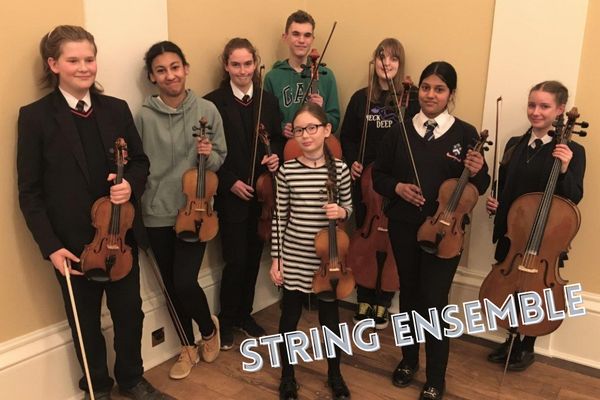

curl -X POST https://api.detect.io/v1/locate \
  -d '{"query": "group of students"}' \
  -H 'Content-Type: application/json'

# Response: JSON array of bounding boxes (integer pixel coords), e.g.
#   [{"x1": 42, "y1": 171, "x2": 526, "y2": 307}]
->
[{"x1": 16, "y1": 8, "x2": 585, "y2": 400}]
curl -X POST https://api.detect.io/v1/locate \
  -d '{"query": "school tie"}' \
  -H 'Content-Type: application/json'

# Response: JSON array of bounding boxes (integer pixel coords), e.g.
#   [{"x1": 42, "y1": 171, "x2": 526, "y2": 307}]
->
[
  {"x1": 241, "y1": 94, "x2": 250, "y2": 105},
  {"x1": 527, "y1": 138, "x2": 543, "y2": 158},
  {"x1": 424, "y1": 120, "x2": 438, "y2": 141},
  {"x1": 76, "y1": 100, "x2": 86, "y2": 113}
]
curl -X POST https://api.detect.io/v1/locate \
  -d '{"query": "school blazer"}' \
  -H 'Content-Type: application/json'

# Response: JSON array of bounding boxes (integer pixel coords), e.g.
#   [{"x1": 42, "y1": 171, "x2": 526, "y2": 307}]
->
[
  {"x1": 204, "y1": 86, "x2": 283, "y2": 223},
  {"x1": 17, "y1": 89, "x2": 150, "y2": 260}
]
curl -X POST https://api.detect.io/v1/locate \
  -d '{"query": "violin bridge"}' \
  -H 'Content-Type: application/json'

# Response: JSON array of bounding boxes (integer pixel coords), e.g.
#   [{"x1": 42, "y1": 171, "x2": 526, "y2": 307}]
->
[
  {"x1": 440, "y1": 219, "x2": 451, "y2": 226},
  {"x1": 194, "y1": 207, "x2": 206, "y2": 212},
  {"x1": 377, "y1": 227, "x2": 388, "y2": 232},
  {"x1": 106, "y1": 244, "x2": 119, "y2": 250},
  {"x1": 517, "y1": 265, "x2": 538, "y2": 273}
]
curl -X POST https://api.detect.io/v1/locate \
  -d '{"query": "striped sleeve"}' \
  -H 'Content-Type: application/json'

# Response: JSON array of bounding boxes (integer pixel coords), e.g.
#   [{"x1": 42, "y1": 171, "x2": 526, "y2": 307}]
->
[
  {"x1": 271, "y1": 164, "x2": 289, "y2": 257},
  {"x1": 337, "y1": 160, "x2": 353, "y2": 220}
]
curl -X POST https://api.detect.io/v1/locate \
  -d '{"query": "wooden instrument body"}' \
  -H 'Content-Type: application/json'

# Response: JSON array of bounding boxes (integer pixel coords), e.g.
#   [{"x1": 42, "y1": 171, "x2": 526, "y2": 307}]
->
[
  {"x1": 81, "y1": 197, "x2": 134, "y2": 282},
  {"x1": 417, "y1": 178, "x2": 479, "y2": 258},
  {"x1": 313, "y1": 225, "x2": 354, "y2": 301},
  {"x1": 479, "y1": 193, "x2": 580, "y2": 336},
  {"x1": 348, "y1": 164, "x2": 399, "y2": 291},
  {"x1": 175, "y1": 167, "x2": 218, "y2": 242}
]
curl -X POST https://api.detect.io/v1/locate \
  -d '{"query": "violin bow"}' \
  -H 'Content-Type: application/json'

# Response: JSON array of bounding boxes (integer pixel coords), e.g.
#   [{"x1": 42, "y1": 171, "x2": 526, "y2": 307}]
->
[
  {"x1": 489, "y1": 96, "x2": 502, "y2": 217},
  {"x1": 378, "y1": 49, "x2": 423, "y2": 194},
  {"x1": 355, "y1": 60, "x2": 375, "y2": 184},
  {"x1": 137, "y1": 237, "x2": 196, "y2": 362},
  {"x1": 63, "y1": 261, "x2": 95, "y2": 400},
  {"x1": 299, "y1": 21, "x2": 338, "y2": 105},
  {"x1": 248, "y1": 65, "x2": 266, "y2": 187}
]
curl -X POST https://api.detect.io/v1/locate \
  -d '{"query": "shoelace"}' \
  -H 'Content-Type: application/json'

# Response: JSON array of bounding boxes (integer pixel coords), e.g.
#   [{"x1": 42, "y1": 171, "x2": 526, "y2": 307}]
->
[{"x1": 358, "y1": 303, "x2": 370, "y2": 315}]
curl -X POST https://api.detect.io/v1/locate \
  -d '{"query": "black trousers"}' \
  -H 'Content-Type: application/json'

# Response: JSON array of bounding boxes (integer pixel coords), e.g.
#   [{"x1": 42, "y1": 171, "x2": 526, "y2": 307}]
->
[
  {"x1": 218, "y1": 211, "x2": 264, "y2": 330},
  {"x1": 278, "y1": 289, "x2": 342, "y2": 378},
  {"x1": 147, "y1": 227, "x2": 215, "y2": 343},
  {"x1": 388, "y1": 220, "x2": 460, "y2": 389},
  {"x1": 56, "y1": 259, "x2": 143, "y2": 393}
]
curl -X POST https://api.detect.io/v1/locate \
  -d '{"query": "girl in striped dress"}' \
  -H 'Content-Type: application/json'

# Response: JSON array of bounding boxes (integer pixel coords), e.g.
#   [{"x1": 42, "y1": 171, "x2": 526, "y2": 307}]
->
[{"x1": 270, "y1": 103, "x2": 353, "y2": 400}]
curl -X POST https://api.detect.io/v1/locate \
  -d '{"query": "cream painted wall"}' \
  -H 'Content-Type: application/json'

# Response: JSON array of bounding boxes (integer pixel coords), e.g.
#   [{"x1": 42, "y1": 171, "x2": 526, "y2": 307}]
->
[
  {"x1": 572, "y1": 0, "x2": 600, "y2": 292},
  {"x1": 2, "y1": 0, "x2": 599, "y2": 349},
  {"x1": 0, "y1": 1, "x2": 85, "y2": 342}
]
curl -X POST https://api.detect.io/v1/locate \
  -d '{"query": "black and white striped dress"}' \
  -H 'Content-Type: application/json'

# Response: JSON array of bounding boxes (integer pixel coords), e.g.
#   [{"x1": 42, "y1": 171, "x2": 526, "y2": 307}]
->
[{"x1": 271, "y1": 158, "x2": 353, "y2": 293}]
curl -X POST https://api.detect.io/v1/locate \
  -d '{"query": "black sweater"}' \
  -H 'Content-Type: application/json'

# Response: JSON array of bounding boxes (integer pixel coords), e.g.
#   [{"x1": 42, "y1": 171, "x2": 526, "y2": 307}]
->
[
  {"x1": 340, "y1": 87, "x2": 419, "y2": 168},
  {"x1": 373, "y1": 117, "x2": 490, "y2": 224}
]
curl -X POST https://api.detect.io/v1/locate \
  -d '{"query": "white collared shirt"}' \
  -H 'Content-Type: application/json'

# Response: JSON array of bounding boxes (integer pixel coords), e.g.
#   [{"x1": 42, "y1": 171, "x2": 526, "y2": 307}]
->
[
  {"x1": 528, "y1": 130, "x2": 553, "y2": 147},
  {"x1": 59, "y1": 87, "x2": 91, "y2": 112},
  {"x1": 230, "y1": 81, "x2": 253, "y2": 101},
  {"x1": 413, "y1": 109, "x2": 455, "y2": 139}
]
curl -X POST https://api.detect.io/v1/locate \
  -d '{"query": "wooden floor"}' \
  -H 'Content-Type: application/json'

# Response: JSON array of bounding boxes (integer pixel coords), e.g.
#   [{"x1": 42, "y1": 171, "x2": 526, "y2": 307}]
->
[{"x1": 131, "y1": 303, "x2": 599, "y2": 400}]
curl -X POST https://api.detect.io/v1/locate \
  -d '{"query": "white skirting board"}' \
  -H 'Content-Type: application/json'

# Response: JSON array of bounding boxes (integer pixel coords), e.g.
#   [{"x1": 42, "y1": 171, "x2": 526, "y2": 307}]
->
[{"x1": 0, "y1": 252, "x2": 280, "y2": 400}]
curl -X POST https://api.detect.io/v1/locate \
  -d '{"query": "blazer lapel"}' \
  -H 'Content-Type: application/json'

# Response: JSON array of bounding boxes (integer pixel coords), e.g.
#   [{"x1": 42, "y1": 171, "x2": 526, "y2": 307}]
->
[
  {"x1": 91, "y1": 94, "x2": 118, "y2": 173},
  {"x1": 52, "y1": 91, "x2": 91, "y2": 185}
]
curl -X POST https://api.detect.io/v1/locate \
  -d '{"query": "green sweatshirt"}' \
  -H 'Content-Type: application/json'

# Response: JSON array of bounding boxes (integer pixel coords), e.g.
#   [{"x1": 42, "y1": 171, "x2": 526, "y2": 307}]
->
[
  {"x1": 135, "y1": 90, "x2": 226, "y2": 227},
  {"x1": 264, "y1": 59, "x2": 340, "y2": 132}
]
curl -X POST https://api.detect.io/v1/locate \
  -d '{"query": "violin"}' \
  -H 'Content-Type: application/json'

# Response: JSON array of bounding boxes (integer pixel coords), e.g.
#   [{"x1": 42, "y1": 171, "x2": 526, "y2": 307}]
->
[
  {"x1": 479, "y1": 108, "x2": 588, "y2": 336},
  {"x1": 80, "y1": 138, "x2": 133, "y2": 282},
  {"x1": 417, "y1": 130, "x2": 491, "y2": 258},
  {"x1": 348, "y1": 60, "x2": 399, "y2": 293},
  {"x1": 283, "y1": 24, "x2": 343, "y2": 161},
  {"x1": 174, "y1": 118, "x2": 219, "y2": 242},
  {"x1": 313, "y1": 178, "x2": 355, "y2": 301},
  {"x1": 256, "y1": 124, "x2": 277, "y2": 242}
]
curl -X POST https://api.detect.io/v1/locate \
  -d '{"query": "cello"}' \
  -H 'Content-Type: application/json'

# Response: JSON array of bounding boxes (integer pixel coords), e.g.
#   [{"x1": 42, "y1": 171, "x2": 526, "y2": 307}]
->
[
  {"x1": 479, "y1": 108, "x2": 588, "y2": 336},
  {"x1": 174, "y1": 118, "x2": 219, "y2": 242},
  {"x1": 417, "y1": 130, "x2": 491, "y2": 258},
  {"x1": 81, "y1": 138, "x2": 133, "y2": 282},
  {"x1": 347, "y1": 60, "x2": 399, "y2": 293}
]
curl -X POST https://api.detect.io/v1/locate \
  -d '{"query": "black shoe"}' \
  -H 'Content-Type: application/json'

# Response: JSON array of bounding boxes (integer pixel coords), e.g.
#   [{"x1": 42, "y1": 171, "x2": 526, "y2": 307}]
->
[
  {"x1": 328, "y1": 375, "x2": 351, "y2": 399},
  {"x1": 236, "y1": 316, "x2": 266, "y2": 338},
  {"x1": 392, "y1": 361, "x2": 418, "y2": 387},
  {"x1": 119, "y1": 378, "x2": 174, "y2": 400},
  {"x1": 373, "y1": 305, "x2": 389, "y2": 330},
  {"x1": 220, "y1": 326, "x2": 234, "y2": 350},
  {"x1": 352, "y1": 302, "x2": 373, "y2": 324},
  {"x1": 508, "y1": 349, "x2": 535, "y2": 371},
  {"x1": 420, "y1": 383, "x2": 444, "y2": 400},
  {"x1": 279, "y1": 376, "x2": 299, "y2": 400},
  {"x1": 83, "y1": 391, "x2": 111, "y2": 400},
  {"x1": 487, "y1": 334, "x2": 520, "y2": 364}
]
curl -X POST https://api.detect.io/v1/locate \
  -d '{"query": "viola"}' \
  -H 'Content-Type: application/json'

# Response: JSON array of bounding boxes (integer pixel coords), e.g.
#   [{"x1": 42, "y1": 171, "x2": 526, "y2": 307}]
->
[
  {"x1": 256, "y1": 124, "x2": 277, "y2": 242},
  {"x1": 417, "y1": 130, "x2": 491, "y2": 258},
  {"x1": 479, "y1": 108, "x2": 588, "y2": 336},
  {"x1": 313, "y1": 178, "x2": 355, "y2": 301},
  {"x1": 174, "y1": 118, "x2": 218, "y2": 242},
  {"x1": 81, "y1": 138, "x2": 133, "y2": 282}
]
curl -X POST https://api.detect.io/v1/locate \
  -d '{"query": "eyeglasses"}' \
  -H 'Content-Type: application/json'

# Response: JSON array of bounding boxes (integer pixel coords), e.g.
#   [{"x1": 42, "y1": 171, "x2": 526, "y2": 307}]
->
[{"x1": 292, "y1": 123, "x2": 324, "y2": 137}]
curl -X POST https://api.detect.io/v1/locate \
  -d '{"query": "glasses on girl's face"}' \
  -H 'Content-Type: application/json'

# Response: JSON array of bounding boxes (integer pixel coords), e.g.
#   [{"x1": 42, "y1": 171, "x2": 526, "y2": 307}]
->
[{"x1": 292, "y1": 123, "x2": 324, "y2": 137}]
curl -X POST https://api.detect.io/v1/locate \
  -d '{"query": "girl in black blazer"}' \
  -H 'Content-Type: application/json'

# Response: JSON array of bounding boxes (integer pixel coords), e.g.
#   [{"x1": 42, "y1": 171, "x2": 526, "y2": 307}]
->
[
  {"x1": 486, "y1": 80, "x2": 585, "y2": 372},
  {"x1": 204, "y1": 38, "x2": 282, "y2": 350},
  {"x1": 17, "y1": 25, "x2": 168, "y2": 400}
]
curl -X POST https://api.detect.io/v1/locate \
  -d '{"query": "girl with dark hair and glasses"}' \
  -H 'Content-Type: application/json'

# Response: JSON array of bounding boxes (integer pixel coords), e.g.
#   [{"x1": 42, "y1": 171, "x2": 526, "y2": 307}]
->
[{"x1": 373, "y1": 61, "x2": 490, "y2": 400}]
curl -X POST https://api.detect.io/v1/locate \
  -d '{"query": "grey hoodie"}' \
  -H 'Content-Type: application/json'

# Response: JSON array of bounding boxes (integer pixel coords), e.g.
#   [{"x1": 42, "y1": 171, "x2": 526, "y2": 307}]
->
[{"x1": 136, "y1": 90, "x2": 226, "y2": 227}]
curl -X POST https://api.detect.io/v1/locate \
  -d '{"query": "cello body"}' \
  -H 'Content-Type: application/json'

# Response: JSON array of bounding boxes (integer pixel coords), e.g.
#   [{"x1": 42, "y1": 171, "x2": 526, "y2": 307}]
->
[
  {"x1": 347, "y1": 163, "x2": 399, "y2": 291},
  {"x1": 479, "y1": 193, "x2": 579, "y2": 336}
]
